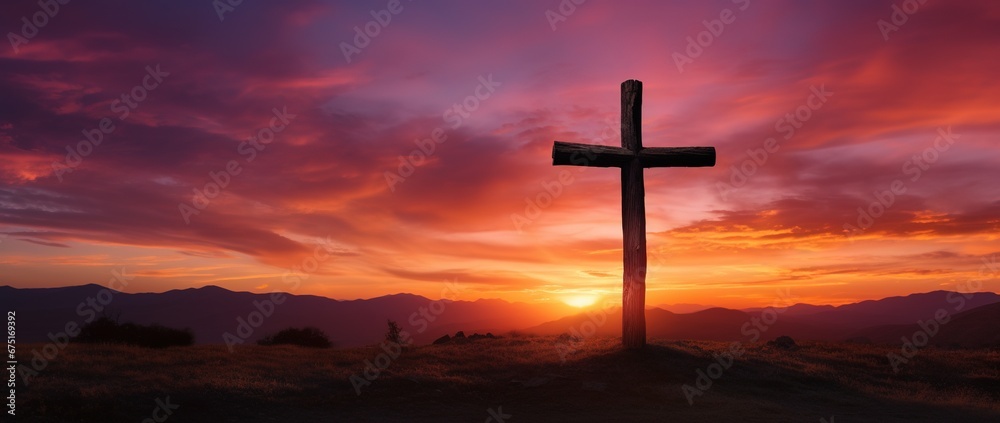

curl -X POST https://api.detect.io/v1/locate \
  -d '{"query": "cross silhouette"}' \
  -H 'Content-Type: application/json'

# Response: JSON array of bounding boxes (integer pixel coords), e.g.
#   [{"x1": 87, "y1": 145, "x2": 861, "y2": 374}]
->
[{"x1": 551, "y1": 80, "x2": 716, "y2": 348}]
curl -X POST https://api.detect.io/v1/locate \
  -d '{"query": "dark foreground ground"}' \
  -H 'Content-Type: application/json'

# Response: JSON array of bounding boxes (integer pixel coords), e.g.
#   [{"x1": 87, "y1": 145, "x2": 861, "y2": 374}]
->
[{"x1": 14, "y1": 336, "x2": 1000, "y2": 422}]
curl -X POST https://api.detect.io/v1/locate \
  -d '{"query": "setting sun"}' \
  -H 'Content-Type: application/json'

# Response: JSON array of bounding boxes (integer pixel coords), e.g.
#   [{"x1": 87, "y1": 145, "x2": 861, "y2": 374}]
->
[
  {"x1": 563, "y1": 295, "x2": 600, "y2": 308},
  {"x1": 3, "y1": 1, "x2": 1000, "y2": 421}
]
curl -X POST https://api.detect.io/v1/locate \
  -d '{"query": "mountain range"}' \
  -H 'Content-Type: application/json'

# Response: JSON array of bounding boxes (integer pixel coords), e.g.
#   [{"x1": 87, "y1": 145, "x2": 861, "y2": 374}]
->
[{"x1": 3, "y1": 285, "x2": 999, "y2": 347}]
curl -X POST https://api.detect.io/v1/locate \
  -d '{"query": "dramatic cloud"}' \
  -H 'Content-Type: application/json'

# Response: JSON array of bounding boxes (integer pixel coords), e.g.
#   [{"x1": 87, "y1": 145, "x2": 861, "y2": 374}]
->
[{"x1": 0, "y1": 0, "x2": 998, "y2": 307}]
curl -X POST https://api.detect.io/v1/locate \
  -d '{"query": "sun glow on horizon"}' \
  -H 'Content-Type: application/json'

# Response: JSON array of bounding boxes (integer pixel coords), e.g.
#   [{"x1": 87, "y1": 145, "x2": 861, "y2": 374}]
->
[{"x1": 563, "y1": 294, "x2": 600, "y2": 308}]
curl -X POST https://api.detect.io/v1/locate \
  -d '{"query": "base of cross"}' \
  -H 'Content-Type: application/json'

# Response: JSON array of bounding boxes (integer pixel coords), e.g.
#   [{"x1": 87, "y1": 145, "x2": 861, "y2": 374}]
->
[
  {"x1": 551, "y1": 80, "x2": 716, "y2": 349},
  {"x1": 623, "y1": 269, "x2": 646, "y2": 349}
]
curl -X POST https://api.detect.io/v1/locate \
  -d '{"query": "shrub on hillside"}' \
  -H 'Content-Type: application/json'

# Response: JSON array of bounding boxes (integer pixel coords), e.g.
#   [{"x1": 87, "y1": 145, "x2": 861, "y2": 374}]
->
[
  {"x1": 76, "y1": 316, "x2": 194, "y2": 348},
  {"x1": 257, "y1": 327, "x2": 332, "y2": 348},
  {"x1": 385, "y1": 320, "x2": 403, "y2": 345}
]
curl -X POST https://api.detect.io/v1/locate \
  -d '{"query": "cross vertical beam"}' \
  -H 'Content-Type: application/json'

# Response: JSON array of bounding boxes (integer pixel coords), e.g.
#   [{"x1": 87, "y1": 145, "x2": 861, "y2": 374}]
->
[{"x1": 620, "y1": 80, "x2": 646, "y2": 349}]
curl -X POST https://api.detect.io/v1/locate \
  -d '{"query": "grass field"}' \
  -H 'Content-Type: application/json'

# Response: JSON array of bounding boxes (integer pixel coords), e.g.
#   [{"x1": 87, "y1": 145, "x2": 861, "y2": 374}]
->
[{"x1": 15, "y1": 336, "x2": 1000, "y2": 422}]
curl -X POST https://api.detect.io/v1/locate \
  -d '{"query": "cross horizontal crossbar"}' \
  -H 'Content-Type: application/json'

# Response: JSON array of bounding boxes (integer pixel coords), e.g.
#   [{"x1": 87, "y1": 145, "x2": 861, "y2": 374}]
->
[{"x1": 551, "y1": 141, "x2": 716, "y2": 168}]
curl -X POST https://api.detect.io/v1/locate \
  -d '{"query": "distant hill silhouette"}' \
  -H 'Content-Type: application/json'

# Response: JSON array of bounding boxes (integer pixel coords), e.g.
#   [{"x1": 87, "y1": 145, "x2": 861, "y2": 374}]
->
[
  {"x1": 787, "y1": 290, "x2": 1000, "y2": 338},
  {"x1": 528, "y1": 291, "x2": 1000, "y2": 343},
  {"x1": 743, "y1": 303, "x2": 836, "y2": 317},
  {"x1": 652, "y1": 303, "x2": 717, "y2": 313},
  {"x1": 3, "y1": 285, "x2": 999, "y2": 346},
  {"x1": 529, "y1": 306, "x2": 826, "y2": 342},
  {"x1": 0, "y1": 284, "x2": 576, "y2": 347},
  {"x1": 848, "y1": 301, "x2": 1000, "y2": 347}
]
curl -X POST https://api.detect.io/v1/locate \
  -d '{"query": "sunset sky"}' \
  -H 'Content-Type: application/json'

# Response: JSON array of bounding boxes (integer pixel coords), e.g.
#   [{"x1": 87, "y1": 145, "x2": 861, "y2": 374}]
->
[{"x1": 1, "y1": 0, "x2": 998, "y2": 309}]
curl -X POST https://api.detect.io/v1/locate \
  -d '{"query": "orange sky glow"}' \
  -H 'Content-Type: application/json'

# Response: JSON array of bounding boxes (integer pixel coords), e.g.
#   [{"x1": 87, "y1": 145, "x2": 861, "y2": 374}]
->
[{"x1": 1, "y1": 1, "x2": 998, "y2": 309}]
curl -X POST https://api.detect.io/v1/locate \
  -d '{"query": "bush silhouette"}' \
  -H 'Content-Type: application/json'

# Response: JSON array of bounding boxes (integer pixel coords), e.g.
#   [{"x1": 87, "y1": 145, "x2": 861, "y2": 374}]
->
[
  {"x1": 76, "y1": 316, "x2": 194, "y2": 348},
  {"x1": 386, "y1": 320, "x2": 403, "y2": 345},
  {"x1": 257, "y1": 327, "x2": 332, "y2": 348}
]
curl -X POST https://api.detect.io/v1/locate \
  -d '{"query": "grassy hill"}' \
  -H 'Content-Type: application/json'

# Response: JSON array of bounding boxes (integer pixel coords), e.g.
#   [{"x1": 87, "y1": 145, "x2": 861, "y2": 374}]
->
[{"x1": 16, "y1": 336, "x2": 1000, "y2": 422}]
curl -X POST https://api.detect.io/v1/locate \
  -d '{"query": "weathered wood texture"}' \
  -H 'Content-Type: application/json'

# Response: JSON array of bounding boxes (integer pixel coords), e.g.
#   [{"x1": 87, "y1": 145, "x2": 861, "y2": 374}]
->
[
  {"x1": 619, "y1": 80, "x2": 646, "y2": 349},
  {"x1": 552, "y1": 142, "x2": 716, "y2": 168},
  {"x1": 549, "y1": 80, "x2": 717, "y2": 349}
]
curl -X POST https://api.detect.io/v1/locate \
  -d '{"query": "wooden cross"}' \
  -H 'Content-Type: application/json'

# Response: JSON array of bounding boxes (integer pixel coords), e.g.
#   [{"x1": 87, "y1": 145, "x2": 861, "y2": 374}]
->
[{"x1": 551, "y1": 80, "x2": 716, "y2": 349}]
